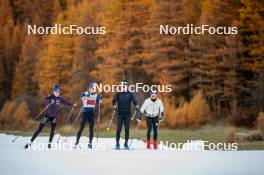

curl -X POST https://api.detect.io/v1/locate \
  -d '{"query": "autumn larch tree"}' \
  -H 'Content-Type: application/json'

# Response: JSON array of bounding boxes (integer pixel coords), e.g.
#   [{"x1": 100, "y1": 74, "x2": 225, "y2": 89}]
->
[{"x1": 238, "y1": 0, "x2": 264, "y2": 124}]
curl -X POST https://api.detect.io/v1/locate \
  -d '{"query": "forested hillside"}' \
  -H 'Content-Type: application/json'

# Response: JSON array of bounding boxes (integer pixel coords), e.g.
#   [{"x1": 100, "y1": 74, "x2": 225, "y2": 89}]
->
[{"x1": 0, "y1": 0, "x2": 263, "y2": 129}]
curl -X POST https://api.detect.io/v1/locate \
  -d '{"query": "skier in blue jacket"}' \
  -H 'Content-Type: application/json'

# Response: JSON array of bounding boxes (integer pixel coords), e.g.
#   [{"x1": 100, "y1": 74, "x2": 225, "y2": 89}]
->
[
  {"x1": 24, "y1": 85, "x2": 76, "y2": 149},
  {"x1": 75, "y1": 82, "x2": 102, "y2": 149}
]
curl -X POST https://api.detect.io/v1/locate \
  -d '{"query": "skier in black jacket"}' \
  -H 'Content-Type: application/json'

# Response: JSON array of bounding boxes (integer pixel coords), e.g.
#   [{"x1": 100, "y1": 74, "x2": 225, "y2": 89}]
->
[
  {"x1": 24, "y1": 85, "x2": 76, "y2": 149},
  {"x1": 112, "y1": 80, "x2": 139, "y2": 150}
]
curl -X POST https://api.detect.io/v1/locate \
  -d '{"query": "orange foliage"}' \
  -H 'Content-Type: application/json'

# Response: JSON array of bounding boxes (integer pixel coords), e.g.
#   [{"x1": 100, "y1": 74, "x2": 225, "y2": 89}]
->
[{"x1": 164, "y1": 91, "x2": 211, "y2": 128}]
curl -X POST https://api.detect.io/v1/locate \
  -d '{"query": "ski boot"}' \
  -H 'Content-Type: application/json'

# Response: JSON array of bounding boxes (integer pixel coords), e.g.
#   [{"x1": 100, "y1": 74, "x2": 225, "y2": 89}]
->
[
  {"x1": 48, "y1": 143, "x2": 51, "y2": 149},
  {"x1": 115, "y1": 143, "x2": 121, "y2": 150},
  {"x1": 73, "y1": 144, "x2": 81, "y2": 149},
  {"x1": 147, "y1": 140, "x2": 151, "y2": 149},
  {"x1": 88, "y1": 143, "x2": 93, "y2": 149},
  {"x1": 24, "y1": 142, "x2": 31, "y2": 149},
  {"x1": 153, "y1": 140, "x2": 158, "y2": 150},
  {"x1": 73, "y1": 141, "x2": 79, "y2": 149},
  {"x1": 124, "y1": 143, "x2": 129, "y2": 150}
]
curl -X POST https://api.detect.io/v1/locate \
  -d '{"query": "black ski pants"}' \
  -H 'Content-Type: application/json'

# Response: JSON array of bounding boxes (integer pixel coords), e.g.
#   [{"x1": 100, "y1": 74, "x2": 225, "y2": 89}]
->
[
  {"x1": 31, "y1": 115, "x2": 57, "y2": 143},
  {"x1": 146, "y1": 116, "x2": 159, "y2": 141},
  {"x1": 76, "y1": 110, "x2": 94, "y2": 144},
  {"x1": 116, "y1": 113, "x2": 131, "y2": 146}
]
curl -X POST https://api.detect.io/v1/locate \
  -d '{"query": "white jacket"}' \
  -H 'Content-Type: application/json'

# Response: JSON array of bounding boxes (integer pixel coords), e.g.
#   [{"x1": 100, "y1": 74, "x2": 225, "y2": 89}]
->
[{"x1": 140, "y1": 98, "x2": 164, "y2": 117}]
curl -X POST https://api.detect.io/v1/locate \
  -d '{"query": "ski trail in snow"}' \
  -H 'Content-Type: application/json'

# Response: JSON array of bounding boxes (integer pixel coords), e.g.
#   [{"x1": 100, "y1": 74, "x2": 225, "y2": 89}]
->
[{"x1": 0, "y1": 133, "x2": 264, "y2": 175}]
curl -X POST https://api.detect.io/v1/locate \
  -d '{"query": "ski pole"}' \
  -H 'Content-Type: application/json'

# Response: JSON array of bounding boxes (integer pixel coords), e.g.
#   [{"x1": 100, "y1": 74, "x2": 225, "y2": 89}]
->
[
  {"x1": 128, "y1": 120, "x2": 141, "y2": 148},
  {"x1": 12, "y1": 135, "x2": 20, "y2": 142},
  {"x1": 57, "y1": 105, "x2": 76, "y2": 143},
  {"x1": 96, "y1": 102, "x2": 101, "y2": 143},
  {"x1": 12, "y1": 103, "x2": 52, "y2": 143},
  {"x1": 63, "y1": 108, "x2": 82, "y2": 142},
  {"x1": 131, "y1": 110, "x2": 137, "y2": 120},
  {"x1": 107, "y1": 109, "x2": 116, "y2": 130},
  {"x1": 33, "y1": 103, "x2": 52, "y2": 120}
]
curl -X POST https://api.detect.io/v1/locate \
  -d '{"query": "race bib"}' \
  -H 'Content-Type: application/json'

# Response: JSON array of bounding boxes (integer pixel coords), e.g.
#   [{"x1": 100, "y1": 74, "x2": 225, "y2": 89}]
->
[{"x1": 83, "y1": 94, "x2": 97, "y2": 108}]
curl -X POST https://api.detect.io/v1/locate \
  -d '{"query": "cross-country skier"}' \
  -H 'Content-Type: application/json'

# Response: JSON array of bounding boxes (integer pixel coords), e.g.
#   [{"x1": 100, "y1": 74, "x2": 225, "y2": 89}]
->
[
  {"x1": 24, "y1": 85, "x2": 76, "y2": 149},
  {"x1": 137, "y1": 90, "x2": 164, "y2": 150},
  {"x1": 75, "y1": 82, "x2": 102, "y2": 149},
  {"x1": 112, "y1": 80, "x2": 139, "y2": 150}
]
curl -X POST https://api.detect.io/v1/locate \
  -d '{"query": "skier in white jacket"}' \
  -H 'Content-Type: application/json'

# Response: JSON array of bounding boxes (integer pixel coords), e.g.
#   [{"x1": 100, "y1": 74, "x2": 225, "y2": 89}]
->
[{"x1": 137, "y1": 90, "x2": 164, "y2": 149}]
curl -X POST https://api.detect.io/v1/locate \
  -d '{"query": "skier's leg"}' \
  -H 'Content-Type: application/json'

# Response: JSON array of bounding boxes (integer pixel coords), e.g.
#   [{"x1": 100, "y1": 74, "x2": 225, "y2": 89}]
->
[
  {"x1": 153, "y1": 116, "x2": 159, "y2": 149},
  {"x1": 115, "y1": 114, "x2": 123, "y2": 147},
  {"x1": 75, "y1": 112, "x2": 88, "y2": 145},
  {"x1": 88, "y1": 111, "x2": 95, "y2": 144},
  {"x1": 124, "y1": 115, "x2": 131, "y2": 146},
  {"x1": 30, "y1": 116, "x2": 48, "y2": 142},
  {"x1": 146, "y1": 117, "x2": 152, "y2": 141},
  {"x1": 49, "y1": 118, "x2": 57, "y2": 143},
  {"x1": 146, "y1": 117, "x2": 152, "y2": 148},
  {"x1": 153, "y1": 116, "x2": 158, "y2": 140}
]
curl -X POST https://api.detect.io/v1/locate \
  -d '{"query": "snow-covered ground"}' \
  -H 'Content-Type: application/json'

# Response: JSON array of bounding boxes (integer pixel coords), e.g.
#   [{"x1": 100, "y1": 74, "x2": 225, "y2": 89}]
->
[{"x1": 0, "y1": 133, "x2": 263, "y2": 175}]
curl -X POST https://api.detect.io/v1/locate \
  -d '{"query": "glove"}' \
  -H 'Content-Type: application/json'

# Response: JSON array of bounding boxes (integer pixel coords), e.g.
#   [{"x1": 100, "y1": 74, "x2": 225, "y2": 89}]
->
[
  {"x1": 84, "y1": 91, "x2": 90, "y2": 97},
  {"x1": 138, "y1": 112, "x2": 143, "y2": 120},
  {"x1": 98, "y1": 95, "x2": 103, "y2": 104},
  {"x1": 81, "y1": 96, "x2": 87, "y2": 102},
  {"x1": 159, "y1": 112, "x2": 164, "y2": 122},
  {"x1": 135, "y1": 105, "x2": 140, "y2": 111},
  {"x1": 113, "y1": 105, "x2": 117, "y2": 110}
]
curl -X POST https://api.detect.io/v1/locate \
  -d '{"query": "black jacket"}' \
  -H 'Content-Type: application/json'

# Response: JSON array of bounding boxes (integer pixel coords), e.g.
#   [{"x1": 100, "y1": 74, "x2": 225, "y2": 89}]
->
[
  {"x1": 44, "y1": 94, "x2": 73, "y2": 118},
  {"x1": 112, "y1": 91, "x2": 137, "y2": 115}
]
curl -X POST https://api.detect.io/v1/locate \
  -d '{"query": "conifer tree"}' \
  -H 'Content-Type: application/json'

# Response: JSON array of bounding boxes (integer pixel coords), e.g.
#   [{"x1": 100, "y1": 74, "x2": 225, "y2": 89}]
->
[
  {"x1": 37, "y1": 11, "x2": 74, "y2": 96},
  {"x1": 93, "y1": 0, "x2": 154, "y2": 84},
  {"x1": 238, "y1": 0, "x2": 264, "y2": 120},
  {"x1": 143, "y1": 0, "x2": 190, "y2": 99},
  {"x1": 188, "y1": 0, "x2": 241, "y2": 115},
  {"x1": 12, "y1": 34, "x2": 40, "y2": 98},
  {"x1": 68, "y1": 2, "x2": 99, "y2": 101}
]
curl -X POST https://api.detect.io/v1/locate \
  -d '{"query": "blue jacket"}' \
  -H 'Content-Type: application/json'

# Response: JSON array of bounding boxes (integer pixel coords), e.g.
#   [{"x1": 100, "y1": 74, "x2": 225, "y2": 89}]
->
[
  {"x1": 44, "y1": 94, "x2": 73, "y2": 118},
  {"x1": 81, "y1": 92, "x2": 102, "y2": 112}
]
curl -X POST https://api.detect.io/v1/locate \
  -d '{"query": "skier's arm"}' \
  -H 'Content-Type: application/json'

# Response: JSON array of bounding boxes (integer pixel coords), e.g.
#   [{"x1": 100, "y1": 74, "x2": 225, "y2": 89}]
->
[
  {"x1": 112, "y1": 93, "x2": 118, "y2": 109},
  {"x1": 81, "y1": 92, "x2": 87, "y2": 104},
  {"x1": 61, "y1": 97, "x2": 74, "y2": 107},
  {"x1": 44, "y1": 95, "x2": 52, "y2": 105},
  {"x1": 131, "y1": 92, "x2": 139, "y2": 109},
  {"x1": 140, "y1": 100, "x2": 147, "y2": 114},
  {"x1": 138, "y1": 100, "x2": 147, "y2": 120},
  {"x1": 159, "y1": 100, "x2": 165, "y2": 120}
]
